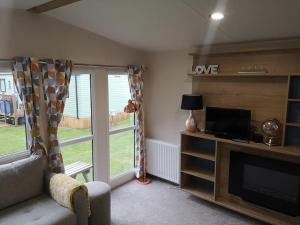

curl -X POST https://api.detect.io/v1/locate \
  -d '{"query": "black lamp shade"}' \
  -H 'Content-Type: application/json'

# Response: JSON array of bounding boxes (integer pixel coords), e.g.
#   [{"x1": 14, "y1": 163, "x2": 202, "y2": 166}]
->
[{"x1": 181, "y1": 95, "x2": 203, "y2": 110}]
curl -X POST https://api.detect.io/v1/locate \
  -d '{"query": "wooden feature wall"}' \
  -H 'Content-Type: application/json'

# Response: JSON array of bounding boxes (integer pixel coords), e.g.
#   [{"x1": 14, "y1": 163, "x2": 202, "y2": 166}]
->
[
  {"x1": 193, "y1": 76, "x2": 288, "y2": 130},
  {"x1": 192, "y1": 50, "x2": 300, "y2": 138}
]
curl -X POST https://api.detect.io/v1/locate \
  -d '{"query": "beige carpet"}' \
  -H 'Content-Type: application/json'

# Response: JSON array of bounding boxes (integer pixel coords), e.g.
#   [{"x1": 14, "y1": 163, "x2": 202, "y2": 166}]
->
[{"x1": 111, "y1": 178, "x2": 265, "y2": 225}]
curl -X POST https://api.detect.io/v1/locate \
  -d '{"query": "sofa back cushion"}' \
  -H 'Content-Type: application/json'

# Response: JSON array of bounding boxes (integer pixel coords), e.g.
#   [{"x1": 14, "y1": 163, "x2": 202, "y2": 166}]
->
[{"x1": 0, "y1": 155, "x2": 44, "y2": 210}]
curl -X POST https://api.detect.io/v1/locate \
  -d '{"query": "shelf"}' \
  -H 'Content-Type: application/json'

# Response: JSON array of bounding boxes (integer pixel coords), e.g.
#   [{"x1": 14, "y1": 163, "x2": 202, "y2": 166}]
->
[
  {"x1": 290, "y1": 73, "x2": 300, "y2": 76},
  {"x1": 216, "y1": 197, "x2": 299, "y2": 225},
  {"x1": 182, "y1": 150, "x2": 215, "y2": 161},
  {"x1": 288, "y1": 99, "x2": 300, "y2": 102},
  {"x1": 286, "y1": 123, "x2": 300, "y2": 128},
  {"x1": 289, "y1": 76, "x2": 300, "y2": 99},
  {"x1": 181, "y1": 131, "x2": 300, "y2": 158},
  {"x1": 188, "y1": 73, "x2": 290, "y2": 78},
  {"x1": 181, "y1": 168, "x2": 215, "y2": 182},
  {"x1": 285, "y1": 126, "x2": 300, "y2": 147},
  {"x1": 182, "y1": 186, "x2": 214, "y2": 201}
]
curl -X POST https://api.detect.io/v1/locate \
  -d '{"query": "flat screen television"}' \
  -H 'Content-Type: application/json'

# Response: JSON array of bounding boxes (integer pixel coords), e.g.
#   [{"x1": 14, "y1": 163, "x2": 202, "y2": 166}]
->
[{"x1": 205, "y1": 107, "x2": 251, "y2": 141}]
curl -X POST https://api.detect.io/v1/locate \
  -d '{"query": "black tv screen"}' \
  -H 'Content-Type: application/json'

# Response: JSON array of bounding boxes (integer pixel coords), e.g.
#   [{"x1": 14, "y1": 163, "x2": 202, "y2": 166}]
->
[{"x1": 205, "y1": 107, "x2": 251, "y2": 141}]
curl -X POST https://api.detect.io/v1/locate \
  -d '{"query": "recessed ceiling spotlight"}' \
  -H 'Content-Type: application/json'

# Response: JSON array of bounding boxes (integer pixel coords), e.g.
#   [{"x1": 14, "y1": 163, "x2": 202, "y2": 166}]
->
[{"x1": 210, "y1": 12, "x2": 224, "y2": 20}]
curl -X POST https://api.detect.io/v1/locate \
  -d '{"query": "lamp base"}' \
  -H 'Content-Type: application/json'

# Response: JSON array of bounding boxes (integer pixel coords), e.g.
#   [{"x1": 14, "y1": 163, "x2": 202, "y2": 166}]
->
[{"x1": 185, "y1": 110, "x2": 198, "y2": 133}]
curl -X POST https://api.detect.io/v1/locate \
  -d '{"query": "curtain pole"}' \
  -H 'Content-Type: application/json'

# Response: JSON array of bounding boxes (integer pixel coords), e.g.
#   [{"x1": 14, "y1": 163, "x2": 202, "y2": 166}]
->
[{"x1": 0, "y1": 59, "x2": 128, "y2": 69}]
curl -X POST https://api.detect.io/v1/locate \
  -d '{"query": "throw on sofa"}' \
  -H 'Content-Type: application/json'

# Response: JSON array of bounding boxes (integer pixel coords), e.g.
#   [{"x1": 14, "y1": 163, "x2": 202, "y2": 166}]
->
[{"x1": 0, "y1": 155, "x2": 111, "y2": 225}]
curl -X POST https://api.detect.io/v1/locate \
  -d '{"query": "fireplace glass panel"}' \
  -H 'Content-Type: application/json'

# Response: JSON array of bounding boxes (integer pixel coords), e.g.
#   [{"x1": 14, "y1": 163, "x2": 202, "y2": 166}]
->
[{"x1": 243, "y1": 164, "x2": 299, "y2": 203}]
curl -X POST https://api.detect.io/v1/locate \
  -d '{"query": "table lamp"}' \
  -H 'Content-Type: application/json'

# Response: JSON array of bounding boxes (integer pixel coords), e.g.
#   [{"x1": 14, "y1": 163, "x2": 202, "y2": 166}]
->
[{"x1": 181, "y1": 95, "x2": 203, "y2": 133}]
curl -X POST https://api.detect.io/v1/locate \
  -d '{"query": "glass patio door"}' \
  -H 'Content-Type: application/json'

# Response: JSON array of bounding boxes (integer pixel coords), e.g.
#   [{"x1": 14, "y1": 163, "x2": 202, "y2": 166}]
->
[
  {"x1": 58, "y1": 74, "x2": 94, "y2": 182},
  {"x1": 108, "y1": 74, "x2": 135, "y2": 178}
]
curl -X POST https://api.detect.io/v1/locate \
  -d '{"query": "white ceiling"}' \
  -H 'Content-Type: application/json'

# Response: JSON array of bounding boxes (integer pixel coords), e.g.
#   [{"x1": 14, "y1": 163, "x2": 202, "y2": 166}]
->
[{"x1": 1, "y1": 0, "x2": 300, "y2": 51}]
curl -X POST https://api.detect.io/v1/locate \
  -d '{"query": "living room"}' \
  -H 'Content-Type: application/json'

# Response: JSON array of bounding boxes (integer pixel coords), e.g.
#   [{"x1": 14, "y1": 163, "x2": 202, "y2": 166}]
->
[{"x1": 0, "y1": 1, "x2": 300, "y2": 225}]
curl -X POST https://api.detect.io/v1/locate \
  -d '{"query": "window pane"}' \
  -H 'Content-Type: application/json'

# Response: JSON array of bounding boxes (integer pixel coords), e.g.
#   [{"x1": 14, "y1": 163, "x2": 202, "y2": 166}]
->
[
  {"x1": 61, "y1": 141, "x2": 93, "y2": 182},
  {"x1": 59, "y1": 74, "x2": 92, "y2": 141},
  {"x1": 110, "y1": 130, "x2": 134, "y2": 177},
  {"x1": 0, "y1": 73, "x2": 26, "y2": 156},
  {"x1": 108, "y1": 74, "x2": 134, "y2": 131},
  {"x1": 59, "y1": 74, "x2": 94, "y2": 183}
]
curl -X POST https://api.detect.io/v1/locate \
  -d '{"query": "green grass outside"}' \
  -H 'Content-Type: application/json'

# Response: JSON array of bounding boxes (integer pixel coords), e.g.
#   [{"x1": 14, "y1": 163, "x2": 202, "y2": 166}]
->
[
  {"x1": 0, "y1": 125, "x2": 27, "y2": 154},
  {"x1": 0, "y1": 116, "x2": 134, "y2": 180}
]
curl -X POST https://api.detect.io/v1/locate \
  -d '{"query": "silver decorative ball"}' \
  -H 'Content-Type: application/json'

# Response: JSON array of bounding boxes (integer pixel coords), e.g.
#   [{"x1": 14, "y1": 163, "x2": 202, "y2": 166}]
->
[{"x1": 261, "y1": 119, "x2": 280, "y2": 136}]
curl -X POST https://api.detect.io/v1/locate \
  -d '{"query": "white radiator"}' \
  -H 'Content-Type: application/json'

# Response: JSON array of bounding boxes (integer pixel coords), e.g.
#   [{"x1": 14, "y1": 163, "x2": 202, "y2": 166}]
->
[{"x1": 146, "y1": 138, "x2": 180, "y2": 184}]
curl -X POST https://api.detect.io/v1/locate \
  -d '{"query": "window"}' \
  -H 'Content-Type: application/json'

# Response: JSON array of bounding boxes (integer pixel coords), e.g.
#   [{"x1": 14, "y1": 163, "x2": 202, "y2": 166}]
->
[
  {"x1": 0, "y1": 73, "x2": 27, "y2": 157},
  {"x1": 0, "y1": 79, "x2": 6, "y2": 92},
  {"x1": 108, "y1": 74, "x2": 135, "y2": 178},
  {"x1": 59, "y1": 74, "x2": 94, "y2": 182}
]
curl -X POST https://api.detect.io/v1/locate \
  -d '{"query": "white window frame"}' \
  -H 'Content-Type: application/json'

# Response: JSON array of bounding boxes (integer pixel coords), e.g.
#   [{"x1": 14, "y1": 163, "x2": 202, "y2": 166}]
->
[
  {"x1": 60, "y1": 135, "x2": 94, "y2": 147},
  {"x1": 109, "y1": 125, "x2": 135, "y2": 135}
]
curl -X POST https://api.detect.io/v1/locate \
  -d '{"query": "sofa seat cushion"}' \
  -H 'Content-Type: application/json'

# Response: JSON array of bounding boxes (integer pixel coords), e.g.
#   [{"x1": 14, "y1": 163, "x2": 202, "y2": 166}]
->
[{"x1": 0, "y1": 194, "x2": 76, "y2": 225}]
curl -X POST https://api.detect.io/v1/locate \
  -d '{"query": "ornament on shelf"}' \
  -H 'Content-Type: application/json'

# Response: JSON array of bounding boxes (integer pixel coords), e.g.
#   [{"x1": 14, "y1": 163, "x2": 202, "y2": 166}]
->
[
  {"x1": 261, "y1": 119, "x2": 281, "y2": 147},
  {"x1": 239, "y1": 65, "x2": 268, "y2": 74},
  {"x1": 192, "y1": 64, "x2": 219, "y2": 75}
]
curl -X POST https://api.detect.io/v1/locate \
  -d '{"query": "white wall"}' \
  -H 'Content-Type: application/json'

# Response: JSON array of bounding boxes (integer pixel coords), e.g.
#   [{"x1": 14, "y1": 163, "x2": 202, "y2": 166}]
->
[
  {"x1": 144, "y1": 50, "x2": 193, "y2": 145},
  {"x1": 0, "y1": 9, "x2": 144, "y2": 65}
]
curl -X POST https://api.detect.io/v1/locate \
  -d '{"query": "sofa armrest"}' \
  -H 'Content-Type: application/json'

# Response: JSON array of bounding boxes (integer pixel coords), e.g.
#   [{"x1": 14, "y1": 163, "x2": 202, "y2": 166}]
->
[
  {"x1": 44, "y1": 172, "x2": 89, "y2": 225},
  {"x1": 44, "y1": 172, "x2": 56, "y2": 194},
  {"x1": 86, "y1": 181, "x2": 111, "y2": 225},
  {"x1": 73, "y1": 188, "x2": 89, "y2": 225}
]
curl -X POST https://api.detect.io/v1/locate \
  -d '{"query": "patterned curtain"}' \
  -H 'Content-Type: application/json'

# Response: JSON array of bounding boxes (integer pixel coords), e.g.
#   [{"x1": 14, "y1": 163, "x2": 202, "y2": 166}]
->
[
  {"x1": 128, "y1": 65, "x2": 148, "y2": 182},
  {"x1": 41, "y1": 59, "x2": 72, "y2": 173},
  {"x1": 12, "y1": 57, "x2": 46, "y2": 156}
]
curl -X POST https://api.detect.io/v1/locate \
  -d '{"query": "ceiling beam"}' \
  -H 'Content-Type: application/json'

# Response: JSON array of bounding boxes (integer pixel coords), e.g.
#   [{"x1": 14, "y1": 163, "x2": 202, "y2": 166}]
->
[{"x1": 27, "y1": 0, "x2": 80, "y2": 14}]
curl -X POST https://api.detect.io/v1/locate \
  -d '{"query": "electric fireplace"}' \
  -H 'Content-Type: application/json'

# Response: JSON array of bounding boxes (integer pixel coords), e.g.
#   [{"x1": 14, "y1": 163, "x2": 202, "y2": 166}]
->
[{"x1": 229, "y1": 151, "x2": 300, "y2": 216}]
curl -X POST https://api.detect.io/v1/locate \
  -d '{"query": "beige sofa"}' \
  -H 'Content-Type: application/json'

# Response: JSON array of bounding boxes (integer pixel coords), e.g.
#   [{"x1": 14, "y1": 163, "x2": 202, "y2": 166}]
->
[{"x1": 0, "y1": 155, "x2": 111, "y2": 225}]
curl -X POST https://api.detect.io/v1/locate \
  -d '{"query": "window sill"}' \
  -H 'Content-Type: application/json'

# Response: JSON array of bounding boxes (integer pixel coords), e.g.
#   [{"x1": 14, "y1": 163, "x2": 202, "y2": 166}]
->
[{"x1": 109, "y1": 126, "x2": 135, "y2": 135}]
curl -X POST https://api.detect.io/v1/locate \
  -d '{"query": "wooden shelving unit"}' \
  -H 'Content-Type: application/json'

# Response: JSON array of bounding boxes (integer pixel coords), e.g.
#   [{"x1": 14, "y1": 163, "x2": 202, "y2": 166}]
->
[
  {"x1": 181, "y1": 134, "x2": 216, "y2": 201},
  {"x1": 182, "y1": 167, "x2": 215, "y2": 182},
  {"x1": 182, "y1": 186, "x2": 214, "y2": 201},
  {"x1": 216, "y1": 197, "x2": 299, "y2": 225},
  {"x1": 181, "y1": 150, "x2": 215, "y2": 161},
  {"x1": 285, "y1": 75, "x2": 300, "y2": 147},
  {"x1": 180, "y1": 131, "x2": 300, "y2": 225}
]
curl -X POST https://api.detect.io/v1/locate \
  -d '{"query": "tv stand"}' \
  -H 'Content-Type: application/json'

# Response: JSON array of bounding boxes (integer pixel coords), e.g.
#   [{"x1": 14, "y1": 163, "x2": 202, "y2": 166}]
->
[
  {"x1": 180, "y1": 131, "x2": 300, "y2": 225},
  {"x1": 231, "y1": 138, "x2": 249, "y2": 144}
]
